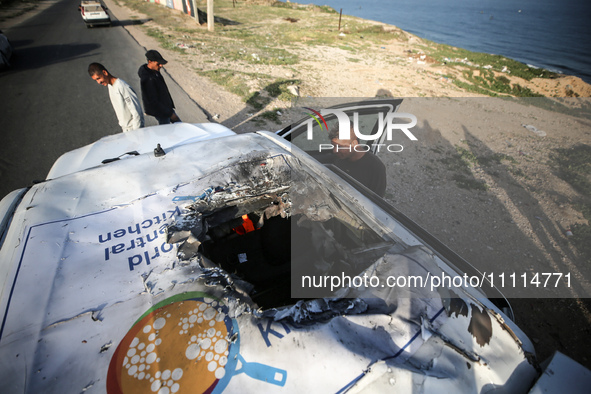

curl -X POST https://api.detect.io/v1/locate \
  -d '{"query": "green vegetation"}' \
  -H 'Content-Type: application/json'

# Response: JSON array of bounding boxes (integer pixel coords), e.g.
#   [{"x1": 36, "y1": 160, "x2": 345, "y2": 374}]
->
[
  {"x1": 122, "y1": 0, "x2": 406, "y2": 59},
  {"x1": 440, "y1": 149, "x2": 471, "y2": 175},
  {"x1": 456, "y1": 145, "x2": 479, "y2": 166},
  {"x1": 452, "y1": 174, "x2": 489, "y2": 191},
  {"x1": 424, "y1": 43, "x2": 558, "y2": 81},
  {"x1": 146, "y1": 28, "x2": 187, "y2": 53},
  {"x1": 549, "y1": 144, "x2": 591, "y2": 261},
  {"x1": 440, "y1": 143, "x2": 521, "y2": 191},
  {"x1": 265, "y1": 79, "x2": 300, "y2": 101},
  {"x1": 439, "y1": 144, "x2": 487, "y2": 191},
  {"x1": 455, "y1": 69, "x2": 542, "y2": 97},
  {"x1": 119, "y1": 0, "x2": 564, "y2": 109},
  {"x1": 571, "y1": 204, "x2": 591, "y2": 262},
  {"x1": 197, "y1": 68, "x2": 256, "y2": 101},
  {"x1": 255, "y1": 108, "x2": 283, "y2": 124},
  {"x1": 550, "y1": 144, "x2": 591, "y2": 196},
  {"x1": 245, "y1": 91, "x2": 269, "y2": 110},
  {"x1": 479, "y1": 153, "x2": 517, "y2": 166},
  {"x1": 271, "y1": 2, "x2": 336, "y2": 13},
  {"x1": 419, "y1": 43, "x2": 556, "y2": 97},
  {"x1": 198, "y1": 68, "x2": 300, "y2": 109}
]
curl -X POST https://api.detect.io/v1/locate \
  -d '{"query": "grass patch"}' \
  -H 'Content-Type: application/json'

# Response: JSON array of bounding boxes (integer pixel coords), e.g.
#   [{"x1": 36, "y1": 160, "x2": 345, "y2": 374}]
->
[
  {"x1": 454, "y1": 68, "x2": 543, "y2": 97},
  {"x1": 507, "y1": 166, "x2": 528, "y2": 179},
  {"x1": 212, "y1": 40, "x2": 299, "y2": 66},
  {"x1": 352, "y1": 24, "x2": 405, "y2": 43},
  {"x1": 264, "y1": 78, "x2": 300, "y2": 101},
  {"x1": 255, "y1": 108, "x2": 283, "y2": 124},
  {"x1": 439, "y1": 144, "x2": 498, "y2": 191},
  {"x1": 440, "y1": 154, "x2": 471, "y2": 175},
  {"x1": 122, "y1": 0, "x2": 405, "y2": 59},
  {"x1": 272, "y1": 2, "x2": 337, "y2": 14},
  {"x1": 425, "y1": 42, "x2": 558, "y2": 81},
  {"x1": 198, "y1": 68, "x2": 298, "y2": 109},
  {"x1": 479, "y1": 153, "x2": 517, "y2": 166},
  {"x1": 420, "y1": 42, "x2": 553, "y2": 97},
  {"x1": 452, "y1": 175, "x2": 488, "y2": 191},
  {"x1": 456, "y1": 145, "x2": 479, "y2": 166},
  {"x1": 245, "y1": 91, "x2": 271, "y2": 110},
  {"x1": 550, "y1": 144, "x2": 591, "y2": 195},
  {"x1": 118, "y1": 0, "x2": 566, "y2": 107},
  {"x1": 146, "y1": 28, "x2": 187, "y2": 53},
  {"x1": 549, "y1": 144, "x2": 591, "y2": 260},
  {"x1": 197, "y1": 68, "x2": 254, "y2": 100},
  {"x1": 570, "y1": 203, "x2": 591, "y2": 262}
]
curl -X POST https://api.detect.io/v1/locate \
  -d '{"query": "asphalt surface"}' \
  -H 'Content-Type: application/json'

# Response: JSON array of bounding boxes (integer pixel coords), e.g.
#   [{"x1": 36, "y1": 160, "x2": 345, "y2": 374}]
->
[{"x1": 0, "y1": 0, "x2": 207, "y2": 200}]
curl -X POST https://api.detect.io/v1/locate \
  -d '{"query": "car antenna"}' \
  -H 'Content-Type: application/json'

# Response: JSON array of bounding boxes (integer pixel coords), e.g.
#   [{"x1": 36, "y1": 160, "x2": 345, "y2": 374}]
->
[{"x1": 154, "y1": 143, "x2": 165, "y2": 157}]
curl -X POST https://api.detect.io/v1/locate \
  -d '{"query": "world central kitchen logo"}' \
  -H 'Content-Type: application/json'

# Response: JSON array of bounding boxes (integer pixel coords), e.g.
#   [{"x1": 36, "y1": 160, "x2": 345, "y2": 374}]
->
[{"x1": 304, "y1": 107, "x2": 418, "y2": 153}]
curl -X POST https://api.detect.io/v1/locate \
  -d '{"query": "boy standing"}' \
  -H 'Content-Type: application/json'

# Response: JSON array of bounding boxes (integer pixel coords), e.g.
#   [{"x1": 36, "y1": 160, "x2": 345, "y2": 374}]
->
[{"x1": 88, "y1": 63, "x2": 144, "y2": 132}]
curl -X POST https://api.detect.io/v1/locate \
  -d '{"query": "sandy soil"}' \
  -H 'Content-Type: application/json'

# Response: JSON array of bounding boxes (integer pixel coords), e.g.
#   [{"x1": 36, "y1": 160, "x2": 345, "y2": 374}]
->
[{"x1": 4, "y1": 0, "x2": 591, "y2": 371}]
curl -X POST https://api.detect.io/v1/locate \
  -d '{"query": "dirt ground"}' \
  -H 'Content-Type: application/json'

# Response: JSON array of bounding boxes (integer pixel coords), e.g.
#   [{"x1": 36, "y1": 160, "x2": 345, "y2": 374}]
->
[{"x1": 4, "y1": 0, "x2": 591, "y2": 371}]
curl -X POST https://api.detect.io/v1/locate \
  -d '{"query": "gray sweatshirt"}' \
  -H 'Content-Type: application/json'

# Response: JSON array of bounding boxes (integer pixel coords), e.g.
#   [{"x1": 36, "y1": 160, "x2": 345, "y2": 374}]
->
[{"x1": 108, "y1": 78, "x2": 144, "y2": 132}]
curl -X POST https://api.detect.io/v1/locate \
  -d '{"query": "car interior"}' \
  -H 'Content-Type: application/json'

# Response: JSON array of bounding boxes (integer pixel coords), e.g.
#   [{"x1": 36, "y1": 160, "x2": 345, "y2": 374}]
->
[{"x1": 167, "y1": 155, "x2": 397, "y2": 309}]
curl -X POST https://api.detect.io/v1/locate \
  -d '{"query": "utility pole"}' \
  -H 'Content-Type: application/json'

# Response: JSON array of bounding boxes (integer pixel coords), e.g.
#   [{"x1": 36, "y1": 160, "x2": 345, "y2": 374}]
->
[{"x1": 207, "y1": 0, "x2": 214, "y2": 32}]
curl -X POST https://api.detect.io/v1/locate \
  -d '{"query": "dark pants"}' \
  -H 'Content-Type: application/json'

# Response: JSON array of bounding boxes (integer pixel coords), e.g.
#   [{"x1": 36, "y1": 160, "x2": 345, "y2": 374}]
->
[{"x1": 155, "y1": 111, "x2": 181, "y2": 125}]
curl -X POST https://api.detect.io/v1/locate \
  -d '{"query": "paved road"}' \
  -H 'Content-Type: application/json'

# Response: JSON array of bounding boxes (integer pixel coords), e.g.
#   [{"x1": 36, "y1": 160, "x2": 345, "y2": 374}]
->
[{"x1": 0, "y1": 0, "x2": 207, "y2": 199}]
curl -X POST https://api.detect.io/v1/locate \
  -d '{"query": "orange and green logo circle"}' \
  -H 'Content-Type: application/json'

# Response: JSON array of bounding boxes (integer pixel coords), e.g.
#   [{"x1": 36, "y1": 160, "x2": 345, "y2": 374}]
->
[{"x1": 107, "y1": 292, "x2": 235, "y2": 394}]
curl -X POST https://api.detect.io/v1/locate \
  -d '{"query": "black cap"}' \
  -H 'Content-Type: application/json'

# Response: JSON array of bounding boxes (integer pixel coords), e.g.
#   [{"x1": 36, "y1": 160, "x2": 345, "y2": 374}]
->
[{"x1": 145, "y1": 50, "x2": 168, "y2": 65}]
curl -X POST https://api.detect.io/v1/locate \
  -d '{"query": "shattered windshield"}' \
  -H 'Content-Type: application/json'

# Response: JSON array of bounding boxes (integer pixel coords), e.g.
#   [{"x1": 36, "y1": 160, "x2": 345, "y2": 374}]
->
[{"x1": 166, "y1": 153, "x2": 396, "y2": 309}]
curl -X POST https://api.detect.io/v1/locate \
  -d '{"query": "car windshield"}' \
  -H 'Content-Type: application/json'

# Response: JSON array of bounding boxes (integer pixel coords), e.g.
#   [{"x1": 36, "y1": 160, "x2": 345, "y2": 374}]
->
[
  {"x1": 166, "y1": 153, "x2": 396, "y2": 308},
  {"x1": 280, "y1": 99, "x2": 403, "y2": 155},
  {"x1": 289, "y1": 110, "x2": 388, "y2": 151}
]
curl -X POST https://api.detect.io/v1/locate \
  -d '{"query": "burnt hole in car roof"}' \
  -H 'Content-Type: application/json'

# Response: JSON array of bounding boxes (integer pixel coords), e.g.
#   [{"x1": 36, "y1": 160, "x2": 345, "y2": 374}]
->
[
  {"x1": 468, "y1": 304, "x2": 493, "y2": 347},
  {"x1": 165, "y1": 155, "x2": 396, "y2": 309},
  {"x1": 447, "y1": 297, "x2": 469, "y2": 319}
]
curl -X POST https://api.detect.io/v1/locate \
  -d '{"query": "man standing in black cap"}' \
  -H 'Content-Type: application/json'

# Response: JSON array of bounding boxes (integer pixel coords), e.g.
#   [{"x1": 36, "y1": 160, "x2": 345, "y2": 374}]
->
[{"x1": 138, "y1": 49, "x2": 181, "y2": 125}]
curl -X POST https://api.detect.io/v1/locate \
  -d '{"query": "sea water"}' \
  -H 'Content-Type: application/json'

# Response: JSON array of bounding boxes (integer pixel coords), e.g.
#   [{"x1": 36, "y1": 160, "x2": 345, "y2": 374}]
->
[{"x1": 315, "y1": 0, "x2": 591, "y2": 83}]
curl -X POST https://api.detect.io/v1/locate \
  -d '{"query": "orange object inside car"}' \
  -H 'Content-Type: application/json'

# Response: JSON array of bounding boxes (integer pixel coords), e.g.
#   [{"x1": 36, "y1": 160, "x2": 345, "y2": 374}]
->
[{"x1": 233, "y1": 214, "x2": 256, "y2": 235}]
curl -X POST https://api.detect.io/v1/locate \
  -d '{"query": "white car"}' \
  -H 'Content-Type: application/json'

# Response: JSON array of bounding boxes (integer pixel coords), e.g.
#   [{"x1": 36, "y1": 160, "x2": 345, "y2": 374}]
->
[
  {"x1": 0, "y1": 101, "x2": 589, "y2": 393},
  {"x1": 79, "y1": 0, "x2": 111, "y2": 28}
]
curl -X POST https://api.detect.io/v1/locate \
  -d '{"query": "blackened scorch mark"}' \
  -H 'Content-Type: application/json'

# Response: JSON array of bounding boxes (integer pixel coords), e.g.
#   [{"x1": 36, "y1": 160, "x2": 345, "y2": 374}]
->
[
  {"x1": 468, "y1": 304, "x2": 493, "y2": 347},
  {"x1": 448, "y1": 297, "x2": 469, "y2": 318}
]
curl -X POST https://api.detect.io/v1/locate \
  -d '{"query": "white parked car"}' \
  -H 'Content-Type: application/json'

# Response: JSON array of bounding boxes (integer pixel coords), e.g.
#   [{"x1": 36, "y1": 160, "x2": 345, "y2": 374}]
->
[
  {"x1": 0, "y1": 100, "x2": 589, "y2": 393},
  {"x1": 79, "y1": 0, "x2": 111, "y2": 28}
]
